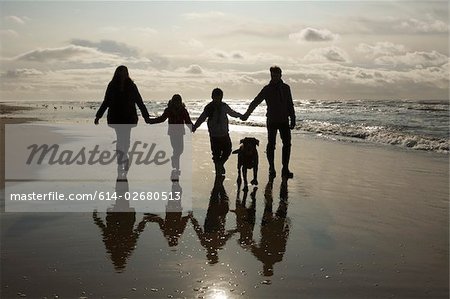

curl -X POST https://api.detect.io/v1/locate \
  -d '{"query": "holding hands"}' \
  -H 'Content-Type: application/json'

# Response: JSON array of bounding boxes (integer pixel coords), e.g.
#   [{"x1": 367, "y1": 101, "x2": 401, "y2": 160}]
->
[
  {"x1": 240, "y1": 111, "x2": 250, "y2": 121},
  {"x1": 145, "y1": 117, "x2": 156, "y2": 124}
]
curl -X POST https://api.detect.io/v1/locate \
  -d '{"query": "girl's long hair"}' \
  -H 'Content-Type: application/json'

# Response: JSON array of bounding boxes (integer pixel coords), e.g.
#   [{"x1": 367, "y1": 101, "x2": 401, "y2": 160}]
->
[{"x1": 168, "y1": 94, "x2": 185, "y2": 113}]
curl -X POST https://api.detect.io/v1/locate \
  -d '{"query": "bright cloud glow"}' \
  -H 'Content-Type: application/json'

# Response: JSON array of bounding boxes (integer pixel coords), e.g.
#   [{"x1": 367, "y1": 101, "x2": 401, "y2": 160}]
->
[{"x1": 289, "y1": 27, "x2": 339, "y2": 43}]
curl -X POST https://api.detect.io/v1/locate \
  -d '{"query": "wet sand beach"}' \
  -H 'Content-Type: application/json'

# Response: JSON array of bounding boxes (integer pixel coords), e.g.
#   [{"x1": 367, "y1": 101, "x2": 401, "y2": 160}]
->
[
  {"x1": 1, "y1": 119, "x2": 448, "y2": 298},
  {"x1": 1, "y1": 104, "x2": 40, "y2": 212}
]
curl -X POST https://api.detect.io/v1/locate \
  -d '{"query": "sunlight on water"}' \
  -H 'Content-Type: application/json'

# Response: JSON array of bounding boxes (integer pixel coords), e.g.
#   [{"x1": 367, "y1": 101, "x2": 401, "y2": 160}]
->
[{"x1": 208, "y1": 288, "x2": 228, "y2": 299}]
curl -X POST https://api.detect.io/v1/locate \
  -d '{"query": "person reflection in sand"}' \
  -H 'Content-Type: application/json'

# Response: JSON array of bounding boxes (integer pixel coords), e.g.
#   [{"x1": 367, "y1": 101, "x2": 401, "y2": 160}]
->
[
  {"x1": 190, "y1": 176, "x2": 235, "y2": 264},
  {"x1": 144, "y1": 181, "x2": 191, "y2": 247},
  {"x1": 231, "y1": 181, "x2": 257, "y2": 249},
  {"x1": 251, "y1": 178, "x2": 290, "y2": 276},
  {"x1": 92, "y1": 179, "x2": 147, "y2": 273}
]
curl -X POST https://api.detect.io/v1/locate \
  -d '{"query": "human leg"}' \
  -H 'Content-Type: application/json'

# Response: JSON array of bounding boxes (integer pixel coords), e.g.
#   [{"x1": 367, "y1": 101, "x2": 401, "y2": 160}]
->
[
  {"x1": 266, "y1": 123, "x2": 277, "y2": 178},
  {"x1": 215, "y1": 135, "x2": 231, "y2": 175},
  {"x1": 170, "y1": 133, "x2": 184, "y2": 171},
  {"x1": 210, "y1": 136, "x2": 223, "y2": 175},
  {"x1": 279, "y1": 123, "x2": 293, "y2": 178},
  {"x1": 220, "y1": 135, "x2": 232, "y2": 165},
  {"x1": 114, "y1": 126, "x2": 131, "y2": 173}
]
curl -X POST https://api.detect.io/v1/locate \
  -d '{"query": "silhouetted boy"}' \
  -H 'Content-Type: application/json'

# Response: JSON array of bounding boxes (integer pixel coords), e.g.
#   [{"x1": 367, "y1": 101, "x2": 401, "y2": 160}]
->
[{"x1": 192, "y1": 88, "x2": 243, "y2": 176}]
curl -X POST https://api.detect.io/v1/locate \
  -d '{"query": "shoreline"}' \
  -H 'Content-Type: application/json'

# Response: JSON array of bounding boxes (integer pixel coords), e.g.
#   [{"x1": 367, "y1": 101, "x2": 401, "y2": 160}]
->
[{"x1": 0, "y1": 101, "x2": 450, "y2": 155}]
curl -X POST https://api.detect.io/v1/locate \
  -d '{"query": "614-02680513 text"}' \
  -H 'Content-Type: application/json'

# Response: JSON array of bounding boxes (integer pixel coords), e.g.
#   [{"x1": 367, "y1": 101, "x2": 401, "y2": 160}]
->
[{"x1": 9, "y1": 191, "x2": 182, "y2": 201}]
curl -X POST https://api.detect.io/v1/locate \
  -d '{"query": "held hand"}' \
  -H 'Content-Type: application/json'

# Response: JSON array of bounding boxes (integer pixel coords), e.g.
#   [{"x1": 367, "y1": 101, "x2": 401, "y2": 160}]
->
[
  {"x1": 240, "y1": 112, "x2": 249, "y2": 121},
  {"x1": 192, "y1": 126, "x2": 197, "y2": 133},
  {"x1": 94, "y1": 117, "x2": 100, "y2": 125}
]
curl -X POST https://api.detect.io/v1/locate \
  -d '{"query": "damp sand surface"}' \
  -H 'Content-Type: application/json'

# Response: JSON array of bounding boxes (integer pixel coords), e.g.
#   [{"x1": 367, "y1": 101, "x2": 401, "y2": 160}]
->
[{"x1": 1, "y1": 118, "x2": 448, "y2": 298}]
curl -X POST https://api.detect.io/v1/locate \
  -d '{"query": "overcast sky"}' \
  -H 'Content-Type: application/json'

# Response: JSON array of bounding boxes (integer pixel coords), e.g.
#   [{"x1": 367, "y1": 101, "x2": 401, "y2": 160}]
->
[{"x1": 0, "y1": 1, "x2": 448, "y2": 101}]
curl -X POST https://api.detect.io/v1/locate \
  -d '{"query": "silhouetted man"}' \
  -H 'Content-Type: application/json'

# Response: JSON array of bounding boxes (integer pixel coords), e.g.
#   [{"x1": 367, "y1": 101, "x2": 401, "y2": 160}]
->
[{"x1": 242, "y1": 66, "x2": 295, "y2": 179}]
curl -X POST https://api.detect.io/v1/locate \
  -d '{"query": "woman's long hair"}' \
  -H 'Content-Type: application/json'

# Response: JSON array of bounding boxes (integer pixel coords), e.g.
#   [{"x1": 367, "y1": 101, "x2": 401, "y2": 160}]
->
[{"x1": 111, "y1": 65, "x2": 132, "y2": 91}]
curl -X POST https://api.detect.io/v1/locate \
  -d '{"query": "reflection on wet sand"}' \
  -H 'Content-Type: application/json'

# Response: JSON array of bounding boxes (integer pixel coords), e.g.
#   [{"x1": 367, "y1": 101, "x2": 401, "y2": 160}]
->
[
  {"x1": 91, "y1": 175, "x2": 291, "y2": 278},
  {"x1": 251, "y1": 178, "x2": 290, "y2": 276},
  {"x1": 92, "y1": 179, "x2": 147, "y2": 273},
  {"x1": 191, "y1": 176, "x2": 235, "y2": 264},
  {"x1": 232, "y1": 181, "x2": 257, "y2": 249},
  {"x1": 145, "y1": 181, "x2": 190, "y2": 247}
]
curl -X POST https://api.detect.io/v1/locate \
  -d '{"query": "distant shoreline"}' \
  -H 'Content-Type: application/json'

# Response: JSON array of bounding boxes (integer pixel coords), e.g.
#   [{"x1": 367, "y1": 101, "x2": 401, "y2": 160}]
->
[{"x1": 1, "y1": 100, "x2": 448, "y2": 155}]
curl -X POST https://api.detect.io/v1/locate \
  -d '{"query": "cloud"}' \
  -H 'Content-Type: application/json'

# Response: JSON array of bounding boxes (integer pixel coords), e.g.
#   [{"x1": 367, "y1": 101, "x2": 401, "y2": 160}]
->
[
  {"x1": 5, "y1": 15, "x2": 29, "y2": 25},
  {"x1": 1, "y1": 63, "x2": 448, "y2": 101},
  {"x1": 209, "y1": 50, "x2": 245, "y2": 60},
  {"x1": 1, "y1": 68, "x2": 43, "y2": 78},
  {"x1": 9, "y1": 45, "x2": 128, "y2": 68},
  {"x1": 232, "y1": 52, "x2": 244, "y2": 59},
  {"x1": 181, "y1": 39, "x2": 204, "y2": 49},
  {"x1": 343, "y1": 15, "x2": 448, "y2": 34},
  {"x1": 277, "y1": 63, "x2": 448, "y2": 99},
  {"x1": 13, "y1": 45, "x2": 109, "y2": 62},
  {"x1": 374, "y1": 50, "x2": 448, "y2": 68},
  {"x1": 223, "y1": 24, "x2": 292, "y2": 39},
  {"x1": 0, "y1": 29, "x2": 19, "y2": 38},
  {"x1": 70, "y1": 39, "x2": 139, "y2": 57},
  {"x1": 184, "y1": 64, "x2": 203, "y2": 74},
  {"x1": 356, "y1": 42, "x2": 407, "y2": 57},
  {"x1": 395, "y1": 17, "x2": 448, "y2": 33},
  {"x1": 289, "y1": 27, "x2": 339, "y2": 43},
  {"x1": 304, "y1": 46, "x2": 350, "y2": 63},
  {"x1": 14, "y1": 46, "x2": 96, "y2": 62},
  {"x1": 288, "y1": 78, "x2": 316, "y2": 85},
  {"x1": 183, "y1": 11, "x2": 226, "y2": 20}
]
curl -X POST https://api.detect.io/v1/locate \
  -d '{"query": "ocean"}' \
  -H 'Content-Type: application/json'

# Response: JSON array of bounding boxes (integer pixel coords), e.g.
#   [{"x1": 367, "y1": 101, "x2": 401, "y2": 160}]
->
[{"x1": 3, "y1": 99, "x2": 449, "y2": 154}]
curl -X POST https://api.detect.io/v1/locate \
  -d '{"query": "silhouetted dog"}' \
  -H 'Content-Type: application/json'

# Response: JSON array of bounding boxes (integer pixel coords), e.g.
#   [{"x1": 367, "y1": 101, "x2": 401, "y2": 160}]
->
[{"x1": 232, "y1": 137, "x2": 259, "y2": 190}]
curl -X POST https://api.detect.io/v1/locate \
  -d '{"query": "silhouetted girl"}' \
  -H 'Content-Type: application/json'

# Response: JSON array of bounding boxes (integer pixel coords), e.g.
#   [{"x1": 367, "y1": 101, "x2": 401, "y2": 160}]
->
[{"x1": 148, "y1": 94, "x2": 192, "y2": 177}]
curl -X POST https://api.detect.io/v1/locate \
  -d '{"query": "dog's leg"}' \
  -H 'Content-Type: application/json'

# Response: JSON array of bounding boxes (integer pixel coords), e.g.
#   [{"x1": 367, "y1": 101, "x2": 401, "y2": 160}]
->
[
  {"x1": 251, "y1": 166, "x2": 258, "y2": 186},
  {"x1": 242, "y1": 167, "x2": 248, "y2": 191}
]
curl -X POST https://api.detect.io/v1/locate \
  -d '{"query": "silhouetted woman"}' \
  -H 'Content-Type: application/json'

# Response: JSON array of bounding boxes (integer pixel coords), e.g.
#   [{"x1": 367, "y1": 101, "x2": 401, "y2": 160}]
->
[
  {"x1": 94, "y1": 65, "x2": 150, "y2": 179},
  {"x1": 148, "y1": 94, "x2": 192, "y2": 178}
]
